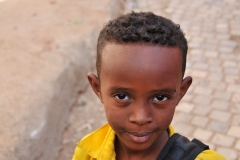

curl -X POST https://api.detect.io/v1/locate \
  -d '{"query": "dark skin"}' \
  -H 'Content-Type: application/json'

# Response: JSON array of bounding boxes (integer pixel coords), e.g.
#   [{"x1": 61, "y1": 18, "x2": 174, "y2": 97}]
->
[{"x1": 88, "y1": 43, "x2": 192, "y2": 160}]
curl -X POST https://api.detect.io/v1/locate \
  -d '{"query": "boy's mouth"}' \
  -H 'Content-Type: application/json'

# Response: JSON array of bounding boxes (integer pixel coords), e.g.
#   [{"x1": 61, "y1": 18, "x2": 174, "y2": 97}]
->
[{"x1": 126, "y1": 132, "x2": 153, "y2": 143}]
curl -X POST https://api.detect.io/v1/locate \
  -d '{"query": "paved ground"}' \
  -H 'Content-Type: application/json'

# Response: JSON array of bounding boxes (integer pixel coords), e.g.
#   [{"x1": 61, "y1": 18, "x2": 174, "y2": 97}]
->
[{"x1": 59, "y1": 0, "x2": 240, "y2": 160}]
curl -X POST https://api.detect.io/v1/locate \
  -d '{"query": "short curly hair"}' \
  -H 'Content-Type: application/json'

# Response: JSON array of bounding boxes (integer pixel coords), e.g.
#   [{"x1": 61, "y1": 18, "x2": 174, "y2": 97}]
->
[{"x1": 96, "y1": 12, "x2": 188, "y2": 77}]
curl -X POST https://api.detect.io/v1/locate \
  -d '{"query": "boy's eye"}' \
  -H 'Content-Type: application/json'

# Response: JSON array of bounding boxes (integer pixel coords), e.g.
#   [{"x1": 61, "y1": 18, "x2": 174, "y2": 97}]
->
[
  {"x1": 114, "y1": 94, "x2": 129, "y2": 100},
  {"x1": 153, "y1": 95, "x2": 168, "y2": 102}
]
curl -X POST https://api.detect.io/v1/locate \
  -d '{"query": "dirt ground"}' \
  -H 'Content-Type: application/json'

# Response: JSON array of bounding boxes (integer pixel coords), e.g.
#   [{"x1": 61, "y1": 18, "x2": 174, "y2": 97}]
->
[
  {"x1": 57, "y1": 82, "x2": 107, "y2": 160},
  {"x1": 0, "y1": 0, "x2": 123, "y2": 159}
]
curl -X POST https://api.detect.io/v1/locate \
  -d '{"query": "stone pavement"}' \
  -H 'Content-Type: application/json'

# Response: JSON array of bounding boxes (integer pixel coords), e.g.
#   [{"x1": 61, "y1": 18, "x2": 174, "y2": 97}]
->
[{"x1": 59, "y1": 0, "x2": 240, "y2": 160}]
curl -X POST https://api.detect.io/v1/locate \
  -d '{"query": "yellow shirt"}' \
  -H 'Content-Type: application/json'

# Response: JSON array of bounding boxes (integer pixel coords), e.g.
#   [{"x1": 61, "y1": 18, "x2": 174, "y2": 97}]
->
[{"x1": 72, "y1": 123, "x2": 226, "y2": 160}]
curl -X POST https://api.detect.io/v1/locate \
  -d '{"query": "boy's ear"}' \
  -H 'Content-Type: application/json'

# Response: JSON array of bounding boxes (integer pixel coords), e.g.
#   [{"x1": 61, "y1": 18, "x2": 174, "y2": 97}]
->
[
  {"x1": 177, "y1": 76, "x2": 192, "y2": 103},
  {"x1": 87, "y1": 72, "x2": 102, "y2": 102}
]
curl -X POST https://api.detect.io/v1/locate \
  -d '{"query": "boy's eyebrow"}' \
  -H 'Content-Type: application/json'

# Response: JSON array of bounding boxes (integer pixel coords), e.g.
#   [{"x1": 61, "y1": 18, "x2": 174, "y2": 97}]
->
[
  {"x1": 150, "y1": 88, "x2": 177, "y2": 95},
  {"x1": 109, "y1": 87, "x2": 177, "y2": 94},
  {"x1": 109, "y1": 87, "x2": 132, "y2": 93}
]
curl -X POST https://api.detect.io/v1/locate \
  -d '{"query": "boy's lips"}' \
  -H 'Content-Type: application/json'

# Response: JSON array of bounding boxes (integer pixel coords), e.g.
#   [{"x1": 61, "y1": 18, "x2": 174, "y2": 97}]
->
[{"x1": 126, "y1": 132, "x2": 153, "y2": 143}]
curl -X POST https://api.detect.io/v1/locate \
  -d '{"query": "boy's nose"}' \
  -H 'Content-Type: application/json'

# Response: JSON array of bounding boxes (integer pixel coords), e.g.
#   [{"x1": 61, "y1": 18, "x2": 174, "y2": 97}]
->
[{"x1": 128, "y1": 102, "x2": 153, "y2": 125}]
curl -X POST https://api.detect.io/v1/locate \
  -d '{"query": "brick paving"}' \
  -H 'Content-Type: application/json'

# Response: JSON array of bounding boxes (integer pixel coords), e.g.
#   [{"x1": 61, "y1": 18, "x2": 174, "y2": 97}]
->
[{"x1": 59, "y1": 0, "x2": 240, "y2": 159}]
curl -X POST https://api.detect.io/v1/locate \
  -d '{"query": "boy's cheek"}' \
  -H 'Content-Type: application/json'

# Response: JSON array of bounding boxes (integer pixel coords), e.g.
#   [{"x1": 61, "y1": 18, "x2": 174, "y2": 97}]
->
[
  {"x1": 105, "y1": 111, "x2": 126, "y2": 130},
  {"x1": 104, "y1": 104, "x2": 128, "y2": 121}
]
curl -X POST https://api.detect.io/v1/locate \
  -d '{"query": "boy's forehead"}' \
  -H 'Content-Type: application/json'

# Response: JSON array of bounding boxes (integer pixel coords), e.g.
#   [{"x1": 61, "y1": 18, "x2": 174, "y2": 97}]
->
[
  {"x1": 100, "y1": 43, "x2": 183, "y2": 79},
  {"x1": 101, "y1": 43, "x2": 182, "y2": 64}
]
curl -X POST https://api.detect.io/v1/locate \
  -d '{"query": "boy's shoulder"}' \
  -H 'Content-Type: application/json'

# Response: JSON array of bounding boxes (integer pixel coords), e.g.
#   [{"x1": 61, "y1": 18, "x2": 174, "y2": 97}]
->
[
  {"x1": 197, "y1": 150, "x2": 226, "y2": 160},
  {"x1": 72, "y1": 124, "x2": 226, "y2": 160},
  {"x1": 157, "y1": 133, "x2": 226, "y2": 160}
]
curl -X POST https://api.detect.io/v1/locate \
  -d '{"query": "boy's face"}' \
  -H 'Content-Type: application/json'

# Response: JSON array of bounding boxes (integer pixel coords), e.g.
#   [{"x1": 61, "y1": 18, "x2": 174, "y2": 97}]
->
[{"x1": 88, "y1": 43, "x2": 192, "y2": 153}]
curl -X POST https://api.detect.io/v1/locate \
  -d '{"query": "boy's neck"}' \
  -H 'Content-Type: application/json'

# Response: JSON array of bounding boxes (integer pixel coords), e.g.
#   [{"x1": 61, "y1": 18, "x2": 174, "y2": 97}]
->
[{"x1": 115, "y1": 130, "x2": 169, "y2": 160}]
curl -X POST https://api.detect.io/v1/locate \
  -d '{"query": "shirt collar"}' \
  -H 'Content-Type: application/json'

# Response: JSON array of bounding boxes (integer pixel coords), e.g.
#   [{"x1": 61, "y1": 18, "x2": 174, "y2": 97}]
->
[
  {"x1": 77, "y1": 123, "x2": 116, "y2": 159},
  {"x1": 78, "y1": 123, "x2": 175, "y2": 159}
]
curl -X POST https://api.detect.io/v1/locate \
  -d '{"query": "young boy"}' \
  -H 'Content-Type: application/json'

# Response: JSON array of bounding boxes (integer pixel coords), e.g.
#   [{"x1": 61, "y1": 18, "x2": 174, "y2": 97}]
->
[{"x1": 72, "y1": 12, "x2": 226, "y2": 160}]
